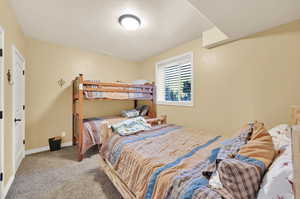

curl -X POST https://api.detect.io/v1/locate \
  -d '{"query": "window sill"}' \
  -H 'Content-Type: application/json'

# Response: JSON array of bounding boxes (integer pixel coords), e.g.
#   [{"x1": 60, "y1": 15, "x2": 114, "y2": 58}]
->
[{"x1": 157, "y1": 101, "x2": 193, "y2": 107}]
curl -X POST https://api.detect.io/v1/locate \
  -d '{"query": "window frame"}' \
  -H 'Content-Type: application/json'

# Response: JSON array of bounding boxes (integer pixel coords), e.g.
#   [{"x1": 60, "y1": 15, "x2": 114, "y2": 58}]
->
[{"x1": 155, "y1": 52, "x2": 194, "y2": 107}]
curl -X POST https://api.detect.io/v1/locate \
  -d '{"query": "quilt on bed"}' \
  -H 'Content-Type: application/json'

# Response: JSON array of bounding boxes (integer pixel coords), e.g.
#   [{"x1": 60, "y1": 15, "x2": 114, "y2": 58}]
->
[{"x1": 100, "y1": 121, "x2": 276, "y2": 199}]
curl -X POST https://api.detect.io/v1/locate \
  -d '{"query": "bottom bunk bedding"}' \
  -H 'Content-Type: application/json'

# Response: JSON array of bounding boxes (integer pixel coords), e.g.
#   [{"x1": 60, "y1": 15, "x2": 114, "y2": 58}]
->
[
  {"x1": 100, "y1": 122, "x2": 276, "y2": 199},
  {"x1": 82, "y1": 116, "x2": 127, "y2": 155}
]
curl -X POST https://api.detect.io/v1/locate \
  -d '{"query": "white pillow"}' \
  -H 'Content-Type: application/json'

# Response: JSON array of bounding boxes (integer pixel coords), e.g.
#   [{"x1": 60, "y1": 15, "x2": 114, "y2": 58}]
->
[
  {"x1": 131, "y1": 80, "x2": 151, "y2": 85},
  {"x1": 268, "y1": 124, "x2": 291, "y2": 151},
  {"x1": 257, "y1": 144, "x2": 294, "y2": 199}
]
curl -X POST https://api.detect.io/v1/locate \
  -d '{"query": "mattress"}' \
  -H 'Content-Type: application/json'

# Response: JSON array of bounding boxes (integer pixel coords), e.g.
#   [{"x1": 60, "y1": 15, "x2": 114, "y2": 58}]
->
[
  {"x1": 84, "y1": 86, "x2": 153, "y2": 100},
  {"x1": 100, "y1": 122, "x2": 275, "y2": 199},
  {"x1": 100, "y1": 124, "x2": 224, "y2": 199}
]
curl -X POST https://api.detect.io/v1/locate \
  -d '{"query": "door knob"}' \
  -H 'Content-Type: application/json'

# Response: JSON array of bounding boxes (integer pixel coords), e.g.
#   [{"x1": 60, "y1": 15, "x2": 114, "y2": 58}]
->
[{"x1": 14, "y1": 118, "x2": 22, "y2": 122}]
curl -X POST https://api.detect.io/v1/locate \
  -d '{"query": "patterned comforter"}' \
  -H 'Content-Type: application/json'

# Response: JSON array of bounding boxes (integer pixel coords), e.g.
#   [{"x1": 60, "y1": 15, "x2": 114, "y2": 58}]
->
[{"x1": 100, "y1": 122, "x2": 275, "y2": 199}]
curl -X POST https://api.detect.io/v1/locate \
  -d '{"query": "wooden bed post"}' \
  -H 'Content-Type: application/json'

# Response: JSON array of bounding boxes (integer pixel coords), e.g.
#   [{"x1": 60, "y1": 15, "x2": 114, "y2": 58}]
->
[
  {"x1": 72, "y1": 74, "x2": 85, "y2": 161},
  {"x1": 134, "y1": 100, "x2": 138, "y2": 109},
  {"x1": 292, "y1": 127, "x2": 300, "y2": 199},
  {"x1": 149, "y1": 82, "x2": 157, "y2": 118},
  {"x1": 78, "y1": 74, "x2": 84, "y2": 161},
  {"x1": 72, "y1": 78, "x2": 76, "y2": 146},
  {"x1": 291, "y1": 106, "x2": 300, "y2": 198}
]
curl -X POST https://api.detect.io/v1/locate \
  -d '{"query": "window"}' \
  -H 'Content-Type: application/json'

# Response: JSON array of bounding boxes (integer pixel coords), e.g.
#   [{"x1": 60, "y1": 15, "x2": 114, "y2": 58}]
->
[{"x1": 156, "y1": 52, "x2": 193, "y2": 106}]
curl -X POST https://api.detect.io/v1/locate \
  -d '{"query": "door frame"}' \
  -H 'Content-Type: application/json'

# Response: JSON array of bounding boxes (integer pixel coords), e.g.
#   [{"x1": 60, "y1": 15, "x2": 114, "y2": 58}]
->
[
  {"x1": 0, "y1": 26, "x2": 4, "y2": 199},
  {"x1": 12, "y1": 45, "x2": 25, "y2": 174}
]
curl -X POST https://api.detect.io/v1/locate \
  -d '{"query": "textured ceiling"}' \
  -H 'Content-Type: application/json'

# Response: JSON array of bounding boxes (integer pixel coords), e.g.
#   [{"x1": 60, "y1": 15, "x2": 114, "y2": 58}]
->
[{"x1": 11, "y1": 0, "x2": 214, "y2": 61}]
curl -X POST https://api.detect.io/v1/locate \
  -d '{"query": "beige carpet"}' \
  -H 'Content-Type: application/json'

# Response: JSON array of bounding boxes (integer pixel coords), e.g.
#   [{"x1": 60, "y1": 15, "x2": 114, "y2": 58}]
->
[{"x1": 6, "y1": 146, "x2": 122, "y2": 199}]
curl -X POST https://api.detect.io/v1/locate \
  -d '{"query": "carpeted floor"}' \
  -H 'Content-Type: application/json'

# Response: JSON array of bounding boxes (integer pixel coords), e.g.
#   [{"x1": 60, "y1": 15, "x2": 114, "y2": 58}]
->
[{"x1": 6, "y1": 146, "x2": 122, "y2": 199}]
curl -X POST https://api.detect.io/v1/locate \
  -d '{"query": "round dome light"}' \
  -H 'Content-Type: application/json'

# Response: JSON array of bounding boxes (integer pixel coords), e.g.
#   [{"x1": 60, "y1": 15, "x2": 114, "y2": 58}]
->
[{"x1": 119, "y1": 14, "x2": 141, "y2": 31}]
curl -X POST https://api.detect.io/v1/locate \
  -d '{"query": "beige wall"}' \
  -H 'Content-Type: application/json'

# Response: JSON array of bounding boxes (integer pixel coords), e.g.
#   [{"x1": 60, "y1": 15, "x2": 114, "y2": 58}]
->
[
  {"x1": 0, "y1": 0, "x2": 26, "y2": 185},
  {"x1": 25, "y1": 37, "x2": 140, "y2": 150},
  {"x1": 140, "y1": 20, "x2": 300, "y2": 136}
]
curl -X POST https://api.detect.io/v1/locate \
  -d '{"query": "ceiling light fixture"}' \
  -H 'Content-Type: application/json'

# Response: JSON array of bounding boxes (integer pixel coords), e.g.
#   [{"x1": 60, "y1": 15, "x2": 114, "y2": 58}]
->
[{"x1": 119, "y1": 14, "x2": 141, "y2": 31}]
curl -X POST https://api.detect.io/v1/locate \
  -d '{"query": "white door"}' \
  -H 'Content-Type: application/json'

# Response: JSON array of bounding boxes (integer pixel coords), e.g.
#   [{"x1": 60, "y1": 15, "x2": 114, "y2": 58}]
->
[
  {"x1": 12, "y1": 46, "x2": 25, "y2": 172},
  {"x1": 0, "y1": 27, "x2": 4, "y2": 198}
]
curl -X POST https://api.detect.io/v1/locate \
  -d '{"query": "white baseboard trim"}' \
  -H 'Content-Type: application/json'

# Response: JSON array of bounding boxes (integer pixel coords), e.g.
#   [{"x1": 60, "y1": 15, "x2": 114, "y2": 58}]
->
[
  {"x1": 25, "y1": 141, "x2": 73, "y2": 155},
  {"x1": 2, "y1": 174, "x2": 15, "y2": 199}
]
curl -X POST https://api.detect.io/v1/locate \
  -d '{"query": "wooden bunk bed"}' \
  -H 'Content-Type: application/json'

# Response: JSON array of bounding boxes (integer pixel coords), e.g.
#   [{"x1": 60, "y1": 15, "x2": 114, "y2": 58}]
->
[{"x1": 72, "y1": 74, "x2": 157, "y2": 161}]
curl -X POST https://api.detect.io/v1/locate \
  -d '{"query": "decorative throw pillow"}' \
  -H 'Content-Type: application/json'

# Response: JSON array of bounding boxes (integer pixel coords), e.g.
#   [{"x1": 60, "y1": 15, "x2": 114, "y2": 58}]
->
[
  {"x1": 121, "y1": 109, "x2": 139, "y2": 118},
  {"x1": 257, "y1": 144, "x2": 294, "y2": 199},
  {"x1": 217, "y1": 159, "x2": 262, "y2": 199}
]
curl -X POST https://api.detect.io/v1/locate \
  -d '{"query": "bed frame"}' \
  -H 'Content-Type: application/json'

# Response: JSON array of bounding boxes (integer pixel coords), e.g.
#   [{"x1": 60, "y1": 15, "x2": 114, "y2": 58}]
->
[
  {"x1": 72, "y1": 74, "x2": 157, "y2": 161},
  {"x1": 99, "y1": 107, "x2": 300, "y2": 199},
  {"x1": 99, "y1": 156, "x2": 136, "y2": 199},
  {"x1": 291, "y1": 106, "x2": 300, "y2": 198}
]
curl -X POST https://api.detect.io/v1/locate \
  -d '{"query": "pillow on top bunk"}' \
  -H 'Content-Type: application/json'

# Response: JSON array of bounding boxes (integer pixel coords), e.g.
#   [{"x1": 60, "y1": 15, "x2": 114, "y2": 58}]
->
[
  {"x1": 257, "y1": 144, "x2": 294, "y2": 199},
  {"x1": 131, "y1": 79, "x2": 151, "y2": 85}
]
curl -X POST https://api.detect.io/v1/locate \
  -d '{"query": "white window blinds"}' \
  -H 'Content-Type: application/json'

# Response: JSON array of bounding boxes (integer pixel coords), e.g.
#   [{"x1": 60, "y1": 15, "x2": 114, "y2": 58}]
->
[{"x1": 156, "y1": 52, "x2": 193, "y2": 106}]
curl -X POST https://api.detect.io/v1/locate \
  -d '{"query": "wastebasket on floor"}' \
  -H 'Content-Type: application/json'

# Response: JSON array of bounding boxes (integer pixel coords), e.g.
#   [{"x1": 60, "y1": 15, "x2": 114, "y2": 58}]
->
[{"x1": 48, "y1": 136, "x2": 62, "y2": 151}]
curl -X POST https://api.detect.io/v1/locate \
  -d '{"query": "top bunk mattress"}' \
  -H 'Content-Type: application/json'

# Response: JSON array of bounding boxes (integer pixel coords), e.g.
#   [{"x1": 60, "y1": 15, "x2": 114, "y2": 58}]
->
[{"x1": 84, "y1": 85, "x2": 153, "y2": 100}]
